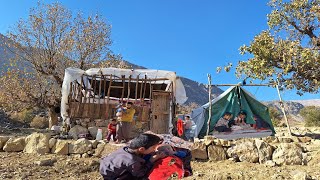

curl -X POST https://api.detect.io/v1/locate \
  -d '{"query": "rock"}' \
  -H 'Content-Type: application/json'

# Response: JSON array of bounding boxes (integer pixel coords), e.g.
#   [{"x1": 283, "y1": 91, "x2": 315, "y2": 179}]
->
[
  {"x1": 69, "y1": 138, "x2": 92, "y2": 154},
  {"x1": 88, "y1": 127, "x2": 98, "y2": 139},
  {"x1": 52, "y1": 140, "x2": 69, "y2": 155},
  {"x1": 191, "y1": 142, "x2": 208, "y2": 160},
  {"x1": 73, "y1": 154, "x2": 82, "y2": 158},
  {"x1": 89, "y1": 140, "x2": 99, "y2": 149},
  {"x1": 3, "y1": 137, "x2": 25, "y2": 152},
  {"x1": 272, "y1": 143, "x2": 303, "y2": 165},
  {"x1": 88, "y1": 159, "x2": 100, "y2": 171},
  {"x1": 290, "y1": 170, "x2": 309, "y2": 180},
  {"x1": 298, "y1": 136, "x2": 312, "y2": 143},
  {"x1": 93, "y1": 143, "x2": 106, "y2": 157},
  {"x1": 255, "y1": 139, "x2": 273, "y2": 164},
  {"x1": 68, "y1": 125, "x2": 89, "y2": 139},
  {"x1": 24, "y1": 133, "x2": 50, "y2": 155},
  {"x1": 262, "y1": 136, "x2": 277, "y2": 143},
  {"x1": 265, "y1": 160, "x2": 276, "y2": 167},
  {"x1": 49, "y1": 138, "x2": 57, "y2": 149},
  {"x1": 214, "y1": 139, "x2": 232, "y2": 147},
  {"x1": 82, "y1": 153, "x2": 90, "y2": 158},
  {"x1": 277, "y1": 137, "x2": 293, "y2": 143},
  {"x1": 0, "y1": 136, "x2": 10, "y2": 150},
  {"x1": 207, "y1": 145, "x2": 227, "y2": 161},
  {"x1": 35, "y1": 158, "x2": 57, "y2": 166},
  {"x1": 203, "y1": 136, "x2": 215, "y2": 146},
  {"x1": 302, "y1": 153, "x2": 310, "y2": 165},
  {"x1": 227, "y1": 140, "x2": 259, "y2": 163}
]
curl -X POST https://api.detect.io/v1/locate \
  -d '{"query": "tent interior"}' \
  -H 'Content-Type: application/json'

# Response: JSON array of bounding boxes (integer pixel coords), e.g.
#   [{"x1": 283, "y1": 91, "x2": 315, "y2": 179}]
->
[{"x1": 191, "y1": 86, "x2": 275, "y2": 139}]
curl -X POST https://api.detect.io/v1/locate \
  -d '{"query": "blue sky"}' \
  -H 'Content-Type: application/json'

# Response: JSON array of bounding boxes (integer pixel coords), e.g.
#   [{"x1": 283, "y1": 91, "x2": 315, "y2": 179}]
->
[{"x1": 0, "y1": 0, "x2": 319, "y2": 101}]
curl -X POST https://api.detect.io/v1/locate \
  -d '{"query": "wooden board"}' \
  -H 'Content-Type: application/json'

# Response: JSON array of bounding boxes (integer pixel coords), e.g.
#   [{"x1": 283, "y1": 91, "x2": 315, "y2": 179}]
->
[{"x1": 150, "y1": 92, "x2": 170, "y2": 134}]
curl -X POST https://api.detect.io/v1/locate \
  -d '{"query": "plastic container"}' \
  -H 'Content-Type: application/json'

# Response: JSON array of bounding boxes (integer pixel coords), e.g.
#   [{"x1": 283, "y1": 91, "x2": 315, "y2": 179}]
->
[{"x1": 96, "y1": 128, "x2": 103, "y2": 140}]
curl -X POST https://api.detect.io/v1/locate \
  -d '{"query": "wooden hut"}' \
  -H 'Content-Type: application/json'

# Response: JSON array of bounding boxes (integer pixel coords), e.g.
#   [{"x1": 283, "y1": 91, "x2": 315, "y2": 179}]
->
[{"x1": 61, "y1": 67, "x2": 187, "y2": 134}]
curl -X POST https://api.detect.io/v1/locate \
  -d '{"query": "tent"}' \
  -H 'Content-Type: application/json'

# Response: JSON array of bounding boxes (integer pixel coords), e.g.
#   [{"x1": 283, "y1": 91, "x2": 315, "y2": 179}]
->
[{"x1": 191, "y1": 86, "x2": 275, "y2": 138}]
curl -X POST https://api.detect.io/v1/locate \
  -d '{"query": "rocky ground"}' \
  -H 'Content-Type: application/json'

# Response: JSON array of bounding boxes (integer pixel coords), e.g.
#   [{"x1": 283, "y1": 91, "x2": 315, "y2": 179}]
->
[{"x1": 0, "y1": 127, "x2": 319, "y2": 180}]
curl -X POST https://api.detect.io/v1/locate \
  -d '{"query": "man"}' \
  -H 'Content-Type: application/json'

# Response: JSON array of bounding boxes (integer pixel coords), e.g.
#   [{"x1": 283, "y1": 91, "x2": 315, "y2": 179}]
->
[{"x1": 116, "y1": 102, "x2": 136, "y2": 143}]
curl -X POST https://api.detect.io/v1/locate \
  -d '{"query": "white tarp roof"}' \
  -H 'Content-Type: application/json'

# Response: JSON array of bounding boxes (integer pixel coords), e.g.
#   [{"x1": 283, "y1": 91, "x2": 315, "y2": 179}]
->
[{"x1": 61, "y1": 67, "x2": 188, "y2": 119}]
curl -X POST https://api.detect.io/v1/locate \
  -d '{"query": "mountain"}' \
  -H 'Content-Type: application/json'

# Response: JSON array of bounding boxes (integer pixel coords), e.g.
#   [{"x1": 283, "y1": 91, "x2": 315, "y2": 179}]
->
[
  {"x1": 126, "y1": 61, "x2": 224, "y2": 105},
  {"x1": 0, "y1": 33, "x2": 224, "y2": 106}
]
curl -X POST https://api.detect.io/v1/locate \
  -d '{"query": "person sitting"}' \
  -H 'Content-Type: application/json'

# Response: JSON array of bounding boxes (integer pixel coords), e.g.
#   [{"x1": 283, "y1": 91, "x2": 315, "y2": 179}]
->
[
  {"x1": 215, "y1": 112, "x2": 233, "y2": 132},
  {"x1": 252, "y1": 114, "x2": 270, "y2": 130},
  {"x1": 234, "y1": 111, "x2": 247, "y2": 125},
  {"x1": 99, "y1": 133, "x2": 165, "y2": 180}
]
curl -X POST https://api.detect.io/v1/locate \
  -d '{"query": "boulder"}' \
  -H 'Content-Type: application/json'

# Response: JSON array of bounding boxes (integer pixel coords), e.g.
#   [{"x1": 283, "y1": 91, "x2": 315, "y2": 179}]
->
[
  {"x1": 68, "y1": 125, "x2": 89, "y2": 139},
  {"x1": 278, "y1": 137, "x2": 293, "y2": 143},
  {"x1": 88, "y1": 127, "x2": 98, "y2": 139},
  {"x1": 272, "y1": 143, "x2": 303, "y2": 165},
  {"x1": 49, "y1": 138, "x2": 57, "y2": 149},
  {"x1": 227, "y1": 140, "x2": 259, "y2": 163},
  {"x1": 3, "y1": 137, "x2": 25, "y2": 152},
  {"x1": 298, "y1": 136, "x2": 312, "y2": 143},
  {"x1": 24, "y1": 133, "x2": 50, "y2": 155},
  {"x1": 255, "y1": 139, "x2": 273, "y2": 164},
  {"x1": 35, "y1": 158, "x2": 57, "y2": 166},
  {"x1": 82, "y1": 153, "x2": 90, "y2": 158},
  {"x1": 89, "y1": 140, "x2": 99, "y2": 149},
  {"x1": 207, "y1": 145, "x2": 227, "y2": 161},
  {"x1": 265, "y1": 160, "x2": 276, "y2": 167},
  {"x1": 0, "y1": 136, "x2": 10, "y2": 150},
  {"x1": 68, "y1": 138, "x2": 92, "y2": 154},
  {"x1": 93, "y1": 143, "x2": 106, "y2": 157},
  {"x1": 203, "y1": 136, "x2": 215, "y2": 146},
  {"x1": 52, "y1": 140, "x2": 69, "y2": 155},
  {"x1": 191, "y1": 142, "x2": 208, "y2": 160}
]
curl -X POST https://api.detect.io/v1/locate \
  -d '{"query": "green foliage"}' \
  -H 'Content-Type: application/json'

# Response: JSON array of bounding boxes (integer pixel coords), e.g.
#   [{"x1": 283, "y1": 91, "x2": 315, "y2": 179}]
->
[
  {"x1": 269, "y1": 107, "x2": 282, "y2": 127},
  {"x1": 237, "y1": 0, "x2": 320, "y2": 94},
  {"x1": 300, "y1": 106, "x2": 320, "y2": 126}
]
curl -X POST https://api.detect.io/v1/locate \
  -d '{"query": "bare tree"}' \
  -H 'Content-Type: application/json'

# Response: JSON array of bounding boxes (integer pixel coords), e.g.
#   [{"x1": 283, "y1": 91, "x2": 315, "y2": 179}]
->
[{"x1": 0, "y1": 2, "x2": 113, "y2": 128}]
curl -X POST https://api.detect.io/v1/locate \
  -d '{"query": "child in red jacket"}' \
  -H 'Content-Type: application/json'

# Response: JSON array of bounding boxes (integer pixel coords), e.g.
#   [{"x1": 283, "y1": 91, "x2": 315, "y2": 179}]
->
[{"x1": 106, "y1": 118, "x2": 117, "y2": 142}]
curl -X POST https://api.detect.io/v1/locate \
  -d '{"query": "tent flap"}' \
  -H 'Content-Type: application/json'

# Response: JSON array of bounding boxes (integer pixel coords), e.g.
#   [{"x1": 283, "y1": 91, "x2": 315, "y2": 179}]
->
[{"x1": 191, "y1": 86, "x2": 275, "y2": 138}]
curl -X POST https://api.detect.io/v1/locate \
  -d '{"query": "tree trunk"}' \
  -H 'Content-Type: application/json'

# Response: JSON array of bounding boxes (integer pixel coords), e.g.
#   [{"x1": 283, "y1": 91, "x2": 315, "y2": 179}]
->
[{"x1": 48, "y1": 107, "x2": 58, "y2": 129}]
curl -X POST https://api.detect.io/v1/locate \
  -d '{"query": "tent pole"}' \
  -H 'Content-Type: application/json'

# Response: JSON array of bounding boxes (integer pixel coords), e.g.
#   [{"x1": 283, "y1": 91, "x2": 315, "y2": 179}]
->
[
  {"x1": 276, "y1": 80, "x2": 292, "y2": 136},
  {"x1": 206, "y1": 74, "x2": 212, "y2": 136}
]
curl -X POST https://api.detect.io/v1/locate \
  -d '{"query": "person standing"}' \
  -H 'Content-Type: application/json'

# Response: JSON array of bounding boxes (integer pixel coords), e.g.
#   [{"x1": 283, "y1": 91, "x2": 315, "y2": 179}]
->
[
  {"x1": 116, "y1": 102, "x2": 136, "y2": 143},
  {"x1": 105, "y1": 118, "x2": 118, "y2": 142}
]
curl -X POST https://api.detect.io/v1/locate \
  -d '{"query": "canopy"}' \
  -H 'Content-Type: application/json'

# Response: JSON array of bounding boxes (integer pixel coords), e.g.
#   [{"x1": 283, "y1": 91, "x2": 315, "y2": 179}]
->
[{"x1": 191, "y1": 86, "x2": 275, "y2": 138}]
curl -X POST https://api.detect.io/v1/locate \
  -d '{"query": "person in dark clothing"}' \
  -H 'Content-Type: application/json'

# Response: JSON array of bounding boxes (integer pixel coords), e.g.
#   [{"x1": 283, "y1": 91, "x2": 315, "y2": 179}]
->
[
  {"x1": 215, "y1": 112, "x2": 233, "y2": 132},
  {"x1": 99, "y1": 133, "x2": 165, "y2": 180},
  {"x1": 252, "y1": 114, "x2": 270, "y2": 130}
]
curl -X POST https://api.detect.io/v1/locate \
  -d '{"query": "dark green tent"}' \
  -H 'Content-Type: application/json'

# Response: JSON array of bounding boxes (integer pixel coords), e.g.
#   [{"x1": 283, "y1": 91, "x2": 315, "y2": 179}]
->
[{"x1": 191, "y1": 86, "x2": 275, "y2": 138}]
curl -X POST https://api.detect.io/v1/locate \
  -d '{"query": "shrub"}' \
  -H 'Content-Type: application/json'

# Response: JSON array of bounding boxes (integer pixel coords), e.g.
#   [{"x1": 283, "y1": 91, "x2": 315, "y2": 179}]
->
[
  {"x1": 30, "y1": 115, "x2": 48, "y2": 129},
  {"x1": 10, "y1": 109, "x2": 35, "y2": 123},
  {"x1": 300, "y1": 106, "x2": 320, "y2": 127},
  {"x1": 269, "y1": 107, "x2": 282, "y2": 127}
]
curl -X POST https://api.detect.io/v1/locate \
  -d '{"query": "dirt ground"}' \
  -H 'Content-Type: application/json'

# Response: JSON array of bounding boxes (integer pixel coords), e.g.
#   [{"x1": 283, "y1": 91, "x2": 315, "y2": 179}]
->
[{"x1": 1, "y1": 128, "x2": 320, "y2": 180}]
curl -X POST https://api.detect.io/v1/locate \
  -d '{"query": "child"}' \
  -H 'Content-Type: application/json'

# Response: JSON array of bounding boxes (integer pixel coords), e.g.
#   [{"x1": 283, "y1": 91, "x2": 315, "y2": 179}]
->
[
  {"x1": 100, "y1": 133, "x2": 165, "y2": 180},
  {"x1": 234, "y1": 111, "x2": 247, "y2": 125},
  {"x1": 215, "y1": 112, "x2": 233, "y2": 132},
  {"x1": 183, "y1": 115, "x2": 194, "y2": 141},
  {"x1": 252, "y1": 114, "x2": 270, "y2": 130},
  {"x1": 105, "y1": 118, "x2": 117, "y2": 142},
  {"x1": 115, "y1": 103, "x2": 126, "y2": 117}
]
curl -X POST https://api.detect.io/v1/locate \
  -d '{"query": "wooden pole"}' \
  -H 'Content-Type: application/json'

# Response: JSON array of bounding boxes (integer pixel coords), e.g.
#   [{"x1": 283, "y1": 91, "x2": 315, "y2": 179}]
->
[
  {"x1": 206, "y1": 74, "x2": 212, "y2": 136},
  {"x1": 276, "y1": 80, "x2": 292, "y2": 136}
]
